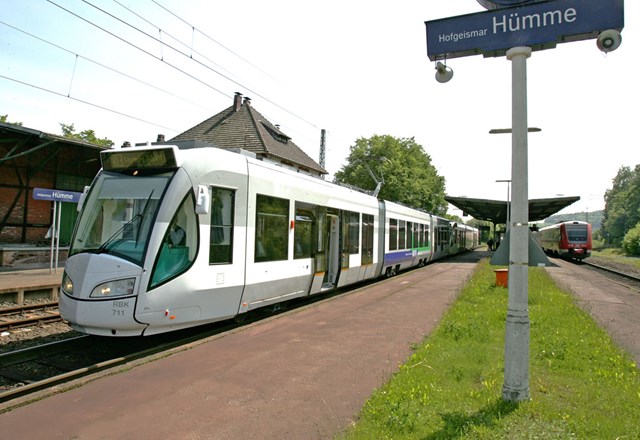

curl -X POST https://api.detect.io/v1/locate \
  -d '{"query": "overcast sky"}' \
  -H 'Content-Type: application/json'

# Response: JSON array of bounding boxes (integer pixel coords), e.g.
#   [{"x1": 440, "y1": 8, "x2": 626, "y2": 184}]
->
[{"x1": 1, "y1": 0, "x2": 636, "y2": 217}]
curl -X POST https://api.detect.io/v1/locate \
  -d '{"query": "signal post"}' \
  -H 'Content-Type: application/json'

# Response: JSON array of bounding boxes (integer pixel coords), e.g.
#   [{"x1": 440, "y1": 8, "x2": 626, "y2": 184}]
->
[{"x1": 425, "y1": 0, "x2": 624, "y2": 402}]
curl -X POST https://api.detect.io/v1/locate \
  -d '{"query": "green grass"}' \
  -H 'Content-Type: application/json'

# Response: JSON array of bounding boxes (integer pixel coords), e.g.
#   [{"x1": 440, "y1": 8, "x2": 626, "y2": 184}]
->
[
  {"x1": 339, "y1": 260, "x2": 640, "y2": 439},
  {"x1": 592, "y1": 248, "x2": 640, "y2": 270}
]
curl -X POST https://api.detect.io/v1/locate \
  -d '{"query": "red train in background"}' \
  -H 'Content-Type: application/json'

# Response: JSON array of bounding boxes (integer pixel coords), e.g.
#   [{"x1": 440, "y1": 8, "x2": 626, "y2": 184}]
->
[{"x1": 536, "y1": 221, "x2": 592, "y2": 260}]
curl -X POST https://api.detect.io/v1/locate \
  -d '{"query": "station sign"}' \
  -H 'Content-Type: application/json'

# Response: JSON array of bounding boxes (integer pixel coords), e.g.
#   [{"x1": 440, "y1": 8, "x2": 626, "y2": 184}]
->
[
  {"x1": 426, "y1": 0, "x2": 624, "y2": 61},
  {"x1": 33, "y1": 187, "x2": 82, "y2": 203}
]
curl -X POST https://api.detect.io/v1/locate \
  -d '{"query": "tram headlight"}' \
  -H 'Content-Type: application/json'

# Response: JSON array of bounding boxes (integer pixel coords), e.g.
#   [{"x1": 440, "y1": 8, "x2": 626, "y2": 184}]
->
[
  {"x1": 90, "y1": 278, "x2": 136, "y2": 298},
  {"x1": 61, "y1": 272, "x2": 74, "y2": 296}
]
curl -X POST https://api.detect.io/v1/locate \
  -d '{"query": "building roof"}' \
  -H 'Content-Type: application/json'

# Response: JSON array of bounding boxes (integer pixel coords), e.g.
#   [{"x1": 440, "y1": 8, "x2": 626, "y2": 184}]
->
[
  {"x1": 445, "y1": 195, "x2": 581, "y2": 224},
  {"x1": 0, "y1": 121, "x2": 110, "y2": 177},
  {"x1": 0, "y1": 121, "x2": 109, "y2": 244},
  {"x1": 170, "y1": 94, "x2": 327, "y2": 175},
  {"x1": 0, "y1": 121, "x2": 110, "y2": 154}
]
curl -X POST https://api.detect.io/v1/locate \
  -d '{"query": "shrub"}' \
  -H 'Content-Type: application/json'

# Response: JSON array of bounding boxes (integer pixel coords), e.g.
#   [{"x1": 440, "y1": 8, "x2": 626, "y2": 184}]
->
[{"x1": 621, "y1": 222, "x2": 640, "y2": 256}]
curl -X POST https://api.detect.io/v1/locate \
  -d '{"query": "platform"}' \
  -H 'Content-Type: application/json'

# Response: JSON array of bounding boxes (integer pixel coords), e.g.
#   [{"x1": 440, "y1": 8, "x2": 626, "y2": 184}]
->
[
  {"x1": 0, "y1": 267, "x2": 63, "y2": 303},
  {"x1": 0, "y1": 251, "x2": 484, "y2": 438}
]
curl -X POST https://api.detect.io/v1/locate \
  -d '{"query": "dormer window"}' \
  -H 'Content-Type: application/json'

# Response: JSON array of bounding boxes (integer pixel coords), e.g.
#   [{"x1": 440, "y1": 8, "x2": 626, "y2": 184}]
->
[{"x1": 261, "y1": 122, "x2": 290, "y2": 144}]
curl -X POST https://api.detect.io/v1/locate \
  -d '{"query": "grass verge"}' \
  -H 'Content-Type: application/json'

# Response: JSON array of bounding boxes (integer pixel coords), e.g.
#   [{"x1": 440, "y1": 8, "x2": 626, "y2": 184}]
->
[
  {"x1": 592, "y1": 249, "x2": 640, "y2": 270},
  {"x1": 340, "y1": 259, "x2": 640, "y2": 439}
]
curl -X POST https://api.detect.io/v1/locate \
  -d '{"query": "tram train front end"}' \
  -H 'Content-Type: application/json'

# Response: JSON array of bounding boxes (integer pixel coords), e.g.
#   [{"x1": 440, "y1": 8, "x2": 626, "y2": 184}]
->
[
  {"x1": 60, "y1": 254, "x2": 146, "y2": 336},
  {"x1": 59, "y1": 146, "x2": 190, "y2": 336}
]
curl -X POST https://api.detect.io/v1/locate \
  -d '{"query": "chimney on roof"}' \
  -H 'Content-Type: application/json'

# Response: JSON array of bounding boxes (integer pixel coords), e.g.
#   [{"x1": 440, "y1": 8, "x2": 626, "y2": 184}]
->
[
  {"x1": 157, "y1": 134, "x2": 165, "y2": 142},
  {"x1": 121, "y1": 141, "x2": 131, "y2": 148},
  {"x1": 243, "y1": 96, "x2": 251, "y2": 105},
  {"x1": 233, "y1": 92, "x2": 243, "y2": 112}
]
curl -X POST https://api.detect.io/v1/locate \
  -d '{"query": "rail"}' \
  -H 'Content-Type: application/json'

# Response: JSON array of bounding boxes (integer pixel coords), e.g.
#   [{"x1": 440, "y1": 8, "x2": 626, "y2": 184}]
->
[{"x1": 0, "y1": 301, "x2": 62, "y2": 332}]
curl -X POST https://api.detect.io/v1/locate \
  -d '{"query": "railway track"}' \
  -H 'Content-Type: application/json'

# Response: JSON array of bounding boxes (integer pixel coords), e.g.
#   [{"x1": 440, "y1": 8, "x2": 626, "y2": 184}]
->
[
  {"x1": 562, "y1": 257, "x2": 640, "y2": 288},
  {"x1": 0, "y1": 320, "x2": 243, "y2": 407},
  {"x1": 579, "y1": 259, "x2": 640, "y2": 283},
  {"x1": 0, "y1": 301, "x2": 62, "y2": 332}
]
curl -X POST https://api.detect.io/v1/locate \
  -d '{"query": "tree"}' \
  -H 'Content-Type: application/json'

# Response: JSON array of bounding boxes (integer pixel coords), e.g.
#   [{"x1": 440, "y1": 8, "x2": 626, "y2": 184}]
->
[
  {"x1": 60, "y1": 123, "x2": 114, "y2": 148},
  {"x1": 622, "y1": 222, "x2": 640, "y2": 256},
  {"x1": 1, "y1": 114, "x2": 23, "y2": 126},
  {"x1": 333, "y1": 135, "x2": 447, "y2": 215},
  {"x1": 602, "y1": 165, "x2": 640, "y2": 245}
]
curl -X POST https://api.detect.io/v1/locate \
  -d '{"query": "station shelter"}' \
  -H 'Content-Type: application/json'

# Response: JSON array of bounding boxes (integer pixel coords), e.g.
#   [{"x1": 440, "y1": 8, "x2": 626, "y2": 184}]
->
[
  {"x1": 0, "y1": 122, "x2": 107, "y2": 265},
  {"x1": 446, "y1": 195, "x2": 580, "y2": 240}
]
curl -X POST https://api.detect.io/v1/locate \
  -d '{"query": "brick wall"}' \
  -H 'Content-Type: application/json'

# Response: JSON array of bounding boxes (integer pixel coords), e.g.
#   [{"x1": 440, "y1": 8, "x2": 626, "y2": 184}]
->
[{"x1": 0, "y1": 135, "x2": 102, "y2": 244}]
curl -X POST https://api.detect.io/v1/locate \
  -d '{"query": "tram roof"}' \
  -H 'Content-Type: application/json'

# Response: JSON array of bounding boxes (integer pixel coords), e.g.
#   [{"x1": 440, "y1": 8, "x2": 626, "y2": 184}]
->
[{"x1": 445, "y1": 195, "x2": 580, "y2": 224}]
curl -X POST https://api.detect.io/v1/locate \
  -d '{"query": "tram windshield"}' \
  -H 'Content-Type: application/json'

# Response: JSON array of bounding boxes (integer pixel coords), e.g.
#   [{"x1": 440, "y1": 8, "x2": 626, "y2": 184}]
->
[{"x1": 69, "y1": 171, "x2": 172, "y2": 266}]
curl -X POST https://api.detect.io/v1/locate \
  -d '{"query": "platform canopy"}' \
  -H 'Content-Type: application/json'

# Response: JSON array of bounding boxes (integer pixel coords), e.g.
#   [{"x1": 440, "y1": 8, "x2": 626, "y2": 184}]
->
[{"x1": 445, "y1": 196, "x2": 580, "y2": 224}]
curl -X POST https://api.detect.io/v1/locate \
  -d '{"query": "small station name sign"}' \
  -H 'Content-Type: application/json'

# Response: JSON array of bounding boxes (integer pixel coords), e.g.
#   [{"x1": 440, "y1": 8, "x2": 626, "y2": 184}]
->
[
  {"x1": 33, "y1": 187, "x2": 82, "y2": 203},
  {"x1": 426, "y1": 0, "x2": 624, "y2": 61}
]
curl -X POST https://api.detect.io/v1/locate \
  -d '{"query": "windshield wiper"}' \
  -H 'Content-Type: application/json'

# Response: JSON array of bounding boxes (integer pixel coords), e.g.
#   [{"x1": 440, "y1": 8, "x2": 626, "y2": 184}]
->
[
  {"x1": 97, "y1": 190, "x2": 155, "y2": 254},
  {"x1": 96, "y1": 214, "x2": 143, "y2": 254},
  {"x1": 135, "y1": 190, "x2": 154, "y2": 246}
]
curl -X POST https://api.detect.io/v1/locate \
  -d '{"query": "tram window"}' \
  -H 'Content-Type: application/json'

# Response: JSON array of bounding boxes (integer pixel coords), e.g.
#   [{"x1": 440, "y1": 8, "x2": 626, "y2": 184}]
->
[
  {"x1": 424, "y1": 225, "x2": 430, "y2": 247},
  {"x1": 389, "y1": 218, "x2": 398, "y2": 251},
  {"x1": 438, "y1": 225, "x2": 449, "y2": 250},
  {"x1": 362, "y1": 213, "x2": 374, "y2": 265},
  {"x1": 255, "y1": 194, "x2": 289, "y2": 262},
  {"x1": 342, "y1": 211, "x2": 360, "y2": 255},
  {"x1": 210, "y1": 188, "x2": 235, "y2": 264},
  {"x1": 294, "y1": 203, "x2": 314, "y2": 259},
  {"x1": 417, "y1": 224, "x2": 423, "y2": 248},
  {"x1": 151, "y1": 193, "x2": 198, "y2": 288},
  {"x1": 399, "y1": 220, "x2": 406, "y2": 249},
  {"x1": 407, "y1": 222, "x2": 413, "y2": 248}
]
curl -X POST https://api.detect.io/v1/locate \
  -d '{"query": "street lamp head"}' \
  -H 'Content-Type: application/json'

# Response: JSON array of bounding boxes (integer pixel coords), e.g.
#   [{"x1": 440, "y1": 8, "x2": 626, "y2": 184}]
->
[{"x1": 435, "y1": 62, "x2": 453, "y2": 83}]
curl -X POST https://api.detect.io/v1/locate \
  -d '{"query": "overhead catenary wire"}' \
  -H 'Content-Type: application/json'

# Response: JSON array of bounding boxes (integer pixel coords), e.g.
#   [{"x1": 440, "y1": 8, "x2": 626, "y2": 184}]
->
[
  {"x1": 144, "y1": 2, "x2": 326, "y2": 143},
  {"x1": 4, "y1": 1, "x2": 325, "y2": 153},
  {"x1": 0, "y1": 19, "x2": 210, "y2": 110},
  {"x1": 0, "y1": 73, "x2": 177, "y2": 132},
  {"x1": 150, "y1": 0, "x2": 281, "y2": 83},
  {"x1": 110, "y1": 0, "x2": 239, "y2": 81},
  {"x1": 68, "y1": 54, "x2": 79, "y2": 97},
  {"x1": 76, "y1": 0, "x2": 319, "y2": 129},
  {"x1": 46, "y1": 0, "x2": 233, "y2": 100}
]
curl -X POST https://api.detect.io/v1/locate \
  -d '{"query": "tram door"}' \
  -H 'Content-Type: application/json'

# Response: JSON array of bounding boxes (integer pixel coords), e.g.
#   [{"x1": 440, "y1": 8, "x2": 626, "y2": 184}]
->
[
  {"x1": 324, "y1": 213, "x2": 340, "y2": 288},
  {"x1": 310, "y1": 209, "x2": 341, "y2": 293}
]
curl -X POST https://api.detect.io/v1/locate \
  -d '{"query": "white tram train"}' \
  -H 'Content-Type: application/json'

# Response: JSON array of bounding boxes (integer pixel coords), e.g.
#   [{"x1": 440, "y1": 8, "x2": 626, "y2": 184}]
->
[{"x1": 59, "y1": 145, "x2": 478, "y2": 336}]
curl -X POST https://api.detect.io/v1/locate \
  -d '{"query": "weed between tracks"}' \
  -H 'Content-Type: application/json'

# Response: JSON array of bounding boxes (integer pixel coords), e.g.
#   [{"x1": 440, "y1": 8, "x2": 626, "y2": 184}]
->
[{"x1": 340, "y1": 259, "x2": 640, "y2": 439}]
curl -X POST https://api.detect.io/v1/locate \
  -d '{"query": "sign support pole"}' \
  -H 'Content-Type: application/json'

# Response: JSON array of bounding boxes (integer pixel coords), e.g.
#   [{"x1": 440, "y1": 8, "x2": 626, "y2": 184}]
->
[
  {"x1": 55, "y1": 200, "x2": 62, "y2": 272},
  {"x1": 503, "y1": 46, "x2": 531, "y2": 402},
  {"x1": 49, "y1": 201, "x2": 57, "y2": 274}
]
